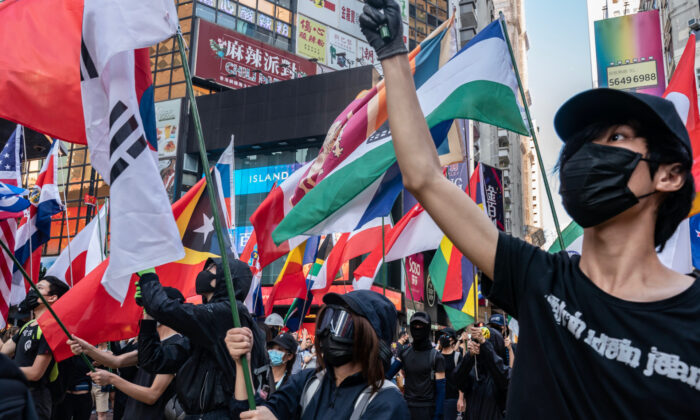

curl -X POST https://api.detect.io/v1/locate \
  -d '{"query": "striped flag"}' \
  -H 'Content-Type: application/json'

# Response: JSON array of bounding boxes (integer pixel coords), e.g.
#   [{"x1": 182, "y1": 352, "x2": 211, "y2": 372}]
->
[
  {"x1": 264, "y1": 237, "x2": 317, "y2": 316},
  {"x1": 0, "y1": 125, "x2": 26, "y2": 219},
  {"x1": 0, "y1": 219, "x2": 17, "y2": 329},
  {"x1": 240, "y1": 230, "x2": 263, "y2": 318}
]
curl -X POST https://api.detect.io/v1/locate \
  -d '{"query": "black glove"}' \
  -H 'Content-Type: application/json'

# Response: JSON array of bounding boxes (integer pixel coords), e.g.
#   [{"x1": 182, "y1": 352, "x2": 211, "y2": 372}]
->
[{"x1": 359, "y1": 0, "x2": 407, "y2": 61}]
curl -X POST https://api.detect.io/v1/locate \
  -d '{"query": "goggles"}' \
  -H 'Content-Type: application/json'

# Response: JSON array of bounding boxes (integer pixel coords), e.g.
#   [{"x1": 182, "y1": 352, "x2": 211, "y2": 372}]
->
[{"x1": 318, "y1": 305, "x2": 354, "y2": 340}]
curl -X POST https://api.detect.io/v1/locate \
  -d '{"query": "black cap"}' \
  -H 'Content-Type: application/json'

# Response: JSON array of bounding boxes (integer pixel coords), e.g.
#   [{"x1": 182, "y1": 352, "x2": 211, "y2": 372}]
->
[
  {"x1": 488, "y1": 313, "x2": 505, "y2": 327},
  {"x1": 440, "y1": 327, "x2": 457, "y2": 338},
  {"x1": 269, "y1": 332, "x2": 298, "y2": 354},
  {"x1": 410, "y1": 311, "x2": 430, "y2": 325},
  {"x1": 554, "y1": 88, "x2": 692, "y2": 158},
  {"x1": 322, "y1": 290, "x2": 397, "y2": 344}
]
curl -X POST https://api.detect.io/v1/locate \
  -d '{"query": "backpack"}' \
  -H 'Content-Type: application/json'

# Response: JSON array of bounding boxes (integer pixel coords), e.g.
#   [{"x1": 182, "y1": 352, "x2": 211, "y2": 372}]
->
[
  {"x1": 17, "y1": 321, "x2": 68, "y2": 404},
  {"x1": 299, "y1": 370, "x2": 399, "y2": 420}
]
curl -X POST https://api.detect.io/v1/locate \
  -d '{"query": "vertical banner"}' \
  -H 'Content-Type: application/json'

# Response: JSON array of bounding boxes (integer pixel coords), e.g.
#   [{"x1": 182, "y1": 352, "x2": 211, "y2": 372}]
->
[
  {"x1": 296, "y1": 15, "x2": 328, "y2": 64},
  {"x1": 594, "y1": 10, "x2": 666, "y2": 95},
  {"x1": 480, "y1": 163, "x2": 505, "y2": 231},
  {"x1": 405, "y1": 253, "x2": 425, "y2": 302},
  {"x1": 155, "y1": 99, "x2": 182, "y2": 200}
]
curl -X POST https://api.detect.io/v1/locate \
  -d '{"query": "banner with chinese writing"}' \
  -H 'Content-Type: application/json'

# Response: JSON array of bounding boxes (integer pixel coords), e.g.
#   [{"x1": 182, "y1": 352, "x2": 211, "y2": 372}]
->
[
  {"x1": 337, "y1": 0, "x2": 363, "y2": 39},
  {"x1": 193, "y1": 18, "x2": 316, "y2": 89},
  {"x1": 480, "y1": 163, "x2": 505, "y2": 231},
  {"x1": 327, "y1": 27, "x2": 357, "y2": 70},
  {"x1": 297, "y1": 0, "x2": 339, "y2": 27},
  {"x1": 405, "y1": 253, "x2": 425, "y2": 302},
  {"x1": 296, "y1": 14, "x2": 328, "y2": 64}
]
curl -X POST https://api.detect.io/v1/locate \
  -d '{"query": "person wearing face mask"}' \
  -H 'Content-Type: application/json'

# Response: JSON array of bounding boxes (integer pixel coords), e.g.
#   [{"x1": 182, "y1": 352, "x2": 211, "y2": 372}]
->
[
  {"x1": 385, "y1": 312, "x2": 446, "y2": 420},
  {"x1": 0, "y1": 276, "x2": 69, "y2": 419},
  {"x1": 438, "y1": 328, "x2": 463, "y2": 420},
  {"x1": 137, "y1": 257, "x2": 268, "y2": 419},
  {"x1": 359, "y1": 2, "x2": 700, "y2": 416},
  {"x1": 226, "y1": 290, "x2": 409, "y2": 419},
  {"x1": 264, "y1": 314, "x2": 284, "y2": 341},
  {"x1": 251, "y1": 332, "x2": 297, "y2": 400}
]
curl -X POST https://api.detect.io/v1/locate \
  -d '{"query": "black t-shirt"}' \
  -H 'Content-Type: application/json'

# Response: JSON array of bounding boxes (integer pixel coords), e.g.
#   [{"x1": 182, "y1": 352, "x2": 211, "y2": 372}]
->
[
  {"x1": 442, "y1": 350, "x2": 462, "y2": 399},
  {"x1": 400, "y1": 346, "x2": 445, "y2": 407},
  {"x1": 111, "y1": 339, "x2": 139, "y2": 407},
  {"x1": 485, "y1": 233, "x2": 700, "y2": 419},
  {"x1": 12, "y1": 322, "x2": 52, "y2": 387}
]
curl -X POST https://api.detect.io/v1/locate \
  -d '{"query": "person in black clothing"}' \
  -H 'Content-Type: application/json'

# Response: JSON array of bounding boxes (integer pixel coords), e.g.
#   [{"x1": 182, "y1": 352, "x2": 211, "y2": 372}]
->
[
  {"x1": 138, "y1": 257, "x2": 267, "y2": 419},
  {"x1": 486, "y1": 314, "x2": 515, "y2": 368},
  {"x1": 0, "y1": 352, "x2": 38, "y2": 420},
  {"x1": 391, "y1": 329, "x2": 409, "y2": 358},
  {"x1": 252, "y1": 332, "x2": 297, "y2": 400},
  {"x1": 453, "y1": 325, "x2": 510, "y2": 420},
  {"x1": 51, "y1": 355, "x2": 92, "y2": 420},
  {"x1": 386, "y1": 312, "x2": 446, "y2": 420},
  {"x1": 227, "y1": 290, "x2": 409, "y2": 419},
  {"x1": 75, "y1": 287, "x2": 189, "y2": 420},
  {"x1": 438, "y1": 328, "x2": 463, "y2": 420},
  {"x1": 360, "y1": 1, "x2": 700, "y2": 417},
  {"x1": 1, "y1": 277, "x2": 69, "y2": 420}
]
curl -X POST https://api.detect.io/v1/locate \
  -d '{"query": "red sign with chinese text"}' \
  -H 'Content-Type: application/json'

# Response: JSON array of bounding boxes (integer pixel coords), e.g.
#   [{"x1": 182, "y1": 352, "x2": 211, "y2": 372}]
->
[
  {"x1": 193, "y1": 19, "x2": 317, "y2": 89},
  {"x1": 261, "y1": 284, "x2": 403, "y2": 311}
]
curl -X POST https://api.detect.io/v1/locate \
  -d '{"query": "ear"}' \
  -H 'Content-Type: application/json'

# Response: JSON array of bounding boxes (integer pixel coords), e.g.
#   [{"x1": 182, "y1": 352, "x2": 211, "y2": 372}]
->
[{"x1": 654, "y1": 163, "x2": 687, "y2": 193}]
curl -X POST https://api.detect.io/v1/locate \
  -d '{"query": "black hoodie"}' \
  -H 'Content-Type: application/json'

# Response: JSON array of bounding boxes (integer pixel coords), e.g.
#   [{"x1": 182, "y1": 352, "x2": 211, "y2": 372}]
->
[
  {"x1": 139, "y1": 258, "x2": 268, "y2": 416},
  {"x1": 0, "y1": 353, "x2": 38, "y2": 420}
]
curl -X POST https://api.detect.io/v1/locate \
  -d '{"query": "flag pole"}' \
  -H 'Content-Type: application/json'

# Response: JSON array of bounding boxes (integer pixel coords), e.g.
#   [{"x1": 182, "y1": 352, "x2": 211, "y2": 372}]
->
[
  {"x1": 499, "y1": 12, "x2": 565, "y2": 250},
  {"x1": 57, "y1": 143, "x2": 75, "y2": 287},
  {"x1": 175, "y1": 28, "x2": 256, "y2": 410},
  {"x1": 0, "y1": 238, "x2": 94, "y2": 371},
  {"x1": 381, "y1": 216, "x2": 386, "y2": 296}
]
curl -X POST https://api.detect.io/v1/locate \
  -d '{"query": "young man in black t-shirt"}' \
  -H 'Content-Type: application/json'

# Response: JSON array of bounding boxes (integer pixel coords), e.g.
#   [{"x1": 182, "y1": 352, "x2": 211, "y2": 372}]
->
[
  {"x1": 360, "y1": 1, "x2": 700, "y2": 417},
  {"x1": 438, "y1": 328, "x2": 463, "y2": 420},
  {"x1": 0, "y1": 276, "x2": 69, "y2": 419}
]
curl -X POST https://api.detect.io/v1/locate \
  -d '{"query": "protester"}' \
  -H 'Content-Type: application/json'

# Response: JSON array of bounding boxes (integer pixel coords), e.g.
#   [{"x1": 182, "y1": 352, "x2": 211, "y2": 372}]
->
[
  {"x1": 0, "y1": 277, "x2": 69, "y2": 420},
  {"x1": 0, "y1": 352, "x2": 38, "y2": 420},
  {"x1": 253, "y1": 332, "x2": 297, "y2": 400},
  {"x1": 386, "y1": 312, "x2": 445, "y2": 420},
  {"x1": 301, "y1": 338, "x2": 317, "y2": 370},
  {"x1": 453, "y1": 324, "x2": 510, "y2": 420},
  {"x1": 52, "y1": 355, "x2": 92, "y2": 420},
  {"x1": 439, "y1": 328, "x2": 464, "y2": 420},
  {"x1": 227, "y1": 290, "x2": 409, "y2": 419},
  {"x1": 264, "y1": 314, "x2": 284, "y2": 340},
  {"x1": 90, "y1": 344, "x2": 110, "y2": 420},
  {"x1": 486, "y1": 314, "x2": 514, "y2": 368},
  {"x1": 391, "y1": 329, "x2": 409, "y2": 358},
  {"x1": 138, "y1": 258, "x2": 267, "y2": 419},
  {"x1": 361, "y1": 0, "x2": 700, "y2": 417},
  {"x1": 291, "y1": 333, "x2": 313, "y2": 375}
]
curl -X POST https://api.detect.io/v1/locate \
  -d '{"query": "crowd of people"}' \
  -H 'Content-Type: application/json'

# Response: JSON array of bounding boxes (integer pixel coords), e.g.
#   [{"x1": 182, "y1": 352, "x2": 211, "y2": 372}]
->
[{"x1": 2, "y1": 0, "x2": 700, "y2": 418}]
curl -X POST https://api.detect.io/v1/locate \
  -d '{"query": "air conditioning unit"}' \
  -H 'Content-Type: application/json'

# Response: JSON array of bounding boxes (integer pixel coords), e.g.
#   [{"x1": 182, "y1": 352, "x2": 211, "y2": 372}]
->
[
  {"x1": 689, "y1": 18, "x2": 700, "y2": 31},
  {"x1": 182, "y1": 153, "x2": 199, "y2": 173}
]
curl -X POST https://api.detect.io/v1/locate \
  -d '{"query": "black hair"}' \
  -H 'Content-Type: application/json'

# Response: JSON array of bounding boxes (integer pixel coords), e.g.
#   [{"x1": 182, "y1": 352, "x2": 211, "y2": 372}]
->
[
  {"x1": 557, "y1": 119, "x2": 694, "y2": 250},
  {"x1": 42, "y1": 275, "x2": 69, "y2": 299}
]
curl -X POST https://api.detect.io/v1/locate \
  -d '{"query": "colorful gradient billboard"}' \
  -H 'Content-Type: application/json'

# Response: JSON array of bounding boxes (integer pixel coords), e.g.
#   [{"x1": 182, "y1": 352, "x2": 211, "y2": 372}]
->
[{"x1": 594, "y1": 10, "x2": 666, "y2": 96}]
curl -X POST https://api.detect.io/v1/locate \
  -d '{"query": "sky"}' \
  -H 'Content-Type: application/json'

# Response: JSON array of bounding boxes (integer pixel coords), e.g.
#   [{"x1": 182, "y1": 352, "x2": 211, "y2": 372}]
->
[{"x1": 523, "y1": 0, "x2": 593, "y2": 244}]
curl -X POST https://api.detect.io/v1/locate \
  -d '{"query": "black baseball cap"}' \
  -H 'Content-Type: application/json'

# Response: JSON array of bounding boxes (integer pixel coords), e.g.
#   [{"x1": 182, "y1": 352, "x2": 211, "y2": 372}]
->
[
  {"x1": 440, "y1": 327, "x2": 457, "y2": 338},
  {"x1": 488, "y1": 313, "x2": 505, "y2": 327},
  {"x1": 323, "y1": 290, "x2": 397, "y2": 344},
  {"x1": 554, "y1": 88, "x2": 692, "y2": 158},
  {"x1": 269, "y1": 332, "x2": 298, "y2": 354},
  {"x1": 409, "y1": 311, "x2": 431, "y2": 325}
]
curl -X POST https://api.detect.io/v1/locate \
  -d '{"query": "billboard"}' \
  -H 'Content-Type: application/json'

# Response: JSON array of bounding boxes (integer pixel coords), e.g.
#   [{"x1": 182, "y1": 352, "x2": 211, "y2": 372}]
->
[
  {"x1": 327, "y1": 27, "x2": 357, "y2": 70},
  {"x1": 235, "y1": 163, "x2": 304, "y2": 196},
  {"x1": 193, "y1": 19, "x2": 316, "y2": 90},
  {"x1": 480, "y1": 163, "x2": 505, "y2": 231},
  {"x1": 296, "y1": 14, "x2": 328, "y2": 64},
  {"x1": 594, "y1": 10, "x2": 666, "y2": 95},
  {"x1": 297, "y1": 0, "x2": 338, "y2": 27},
  {"x1": 405, "y1": 253, "x2": 425, "y2": 302},
  {"x1": 155, "y1": 99, "x2": 182, "y2": 159}
]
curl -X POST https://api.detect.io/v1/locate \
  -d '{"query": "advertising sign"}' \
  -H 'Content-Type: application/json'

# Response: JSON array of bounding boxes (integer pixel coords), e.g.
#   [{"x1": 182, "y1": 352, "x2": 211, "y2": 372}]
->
[
  {"x1": 356, "y1": 40, "x2": 378, "y2": 67},
  {"x1": 446, "y1": 162, "x2": 468, "y2": 191},
  {"x1": 235, "y1": 163, "x2": 304, "y2": 195},
  {"x1": 480, "y1": 163, "x2": 505, "y2": 231},
  {"x1": 327, "y1": 27, "x2": 357, "y2": 70},
  {"x1": 405, "y1": 253, "x2": 425, "y2": 302},
  {"x1": 297, "y1": 0, "x2": 338, "y2": 27},
  {"x1": 296, "y1": 15, "x2": 328, "y2": 64},
  {"x1": 193, "y1": 19, "x2": 316, "y2": 90},
  {"x1": 337, "y1": 0, "x2": 364, "y2": 39},
  {"x1": 155, "y1": 99, "x2": 181, "y2": 158},
  {"x1": 594, "y1": 10, "x2": 666, "y2": 95}
]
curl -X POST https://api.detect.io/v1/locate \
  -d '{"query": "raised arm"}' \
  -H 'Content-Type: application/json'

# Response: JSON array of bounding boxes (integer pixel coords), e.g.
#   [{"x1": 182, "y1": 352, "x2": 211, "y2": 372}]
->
[
  {"x1": 67, "y1": 336, "x2": 137, "y2": 369},
  {"x1": 361, "y1": 1, "x2": 498, "y2": 278}
]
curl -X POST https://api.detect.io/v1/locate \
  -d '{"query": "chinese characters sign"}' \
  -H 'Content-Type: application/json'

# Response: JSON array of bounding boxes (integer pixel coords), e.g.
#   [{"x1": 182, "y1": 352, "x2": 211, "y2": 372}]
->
[
  {"x1": 296, "y1": 15, "x2": 327, "y2": 63},
  {"x1": 480, "y1": 163, "x2": 505, "y2": 231},
  {"x1": 405, "y1": 253, "x2": 425, "y2": 302},
  {"x1": 297, "y1": 0, "x2": 338, "y2": 27},
  {"x1": 327, "y1": 28, "x2": 356, "y2": 70},
  {"x1": 193, "y1": 19, "x2": 316, "y2": 90}
]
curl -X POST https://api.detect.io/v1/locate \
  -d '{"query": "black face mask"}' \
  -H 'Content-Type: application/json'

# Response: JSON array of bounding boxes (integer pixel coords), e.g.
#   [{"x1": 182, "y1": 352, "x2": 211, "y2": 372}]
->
[
  {"x1": 439, "y1": 336, "x2": 452, "y2": 349},
  {"x1": 318, "y1": 332, "x2": 353, "y2": 367},
  {"x1": 410, "y1": 324, "x2": 431, "y2": 350},
  {"x1": 559, "y1": 142, "x2": 656, "y2": 228},
  {"x1": 195, "y1": 270, "x2": 217, "y2": 298},
  {"x1": 20, "y1": 289, "x2": 41, "y2": 312}
]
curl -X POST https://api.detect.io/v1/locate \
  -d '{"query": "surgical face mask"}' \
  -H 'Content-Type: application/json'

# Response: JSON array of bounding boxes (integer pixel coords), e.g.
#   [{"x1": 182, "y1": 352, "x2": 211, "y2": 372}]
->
[
  {"x1": 268, "y1": 349, "x2": 286, "y2": 366},
  {"x1": 559, "y1": 142, "x2": 656, "y2": 228},
  {"x1": 195, "y1": 270, "x2": 217, "y2": 296}
]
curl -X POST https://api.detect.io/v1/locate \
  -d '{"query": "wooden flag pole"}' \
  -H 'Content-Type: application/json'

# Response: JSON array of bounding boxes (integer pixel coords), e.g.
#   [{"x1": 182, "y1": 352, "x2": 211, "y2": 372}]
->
[
  {"x1": 0, "y1": 238, "x2": 94, "y2": 371},
  {"x1": 175, "y1": 28, "x2": 256, "y2": 410},
  {"x1": 499, "y1": 12, "x2": 565, "y2": 250}
]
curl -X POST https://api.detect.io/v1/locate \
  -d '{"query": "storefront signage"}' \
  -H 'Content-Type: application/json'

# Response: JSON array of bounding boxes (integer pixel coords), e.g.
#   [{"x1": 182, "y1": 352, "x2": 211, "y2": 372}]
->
[
  {"x1": 405, "y1": 253, "x2": 425, "y2": 302},
  {"x1": 297, "y1": 0, "x2": 338, "y2": 27},
  {"x1": 296, "y1": 15, "x2": 327, "y2": 64},
  {"x1": 235, "y1": 163, "x2": 304, "y2": 195},
  {"x1": 155, "y1": 99, "x2": 182, "y2": 158},
  {"x1": 327, "y1": 27, "x2": 356, "y2": 70},
  {"x1": 193, "y1": 19, "x2": 316, "y2": 90}
]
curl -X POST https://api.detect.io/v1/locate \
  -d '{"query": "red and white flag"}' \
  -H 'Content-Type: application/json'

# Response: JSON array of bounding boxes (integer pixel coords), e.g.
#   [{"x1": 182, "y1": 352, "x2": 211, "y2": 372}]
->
[
  {"x1": 0, "y1": 219, "x2": 16, "y2": 329},
  {"x1": 311, "y1": 218, "x2": 388, "y2": 296},
  {"x1": 250, "y1": 162, "x2": 311, "y2": 268},
  {"x1": 353, "y1": 203, "x2": 443, "y2": 290},
  {"x1": 45, "y1": 202, "x2": 108, "y2": 287}
]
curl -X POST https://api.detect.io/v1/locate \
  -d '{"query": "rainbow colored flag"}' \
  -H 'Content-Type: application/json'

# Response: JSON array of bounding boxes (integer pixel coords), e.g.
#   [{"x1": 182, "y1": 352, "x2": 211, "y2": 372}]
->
[{"x1": 263, "y1": 237, "x2": 318, "y2": 316}]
